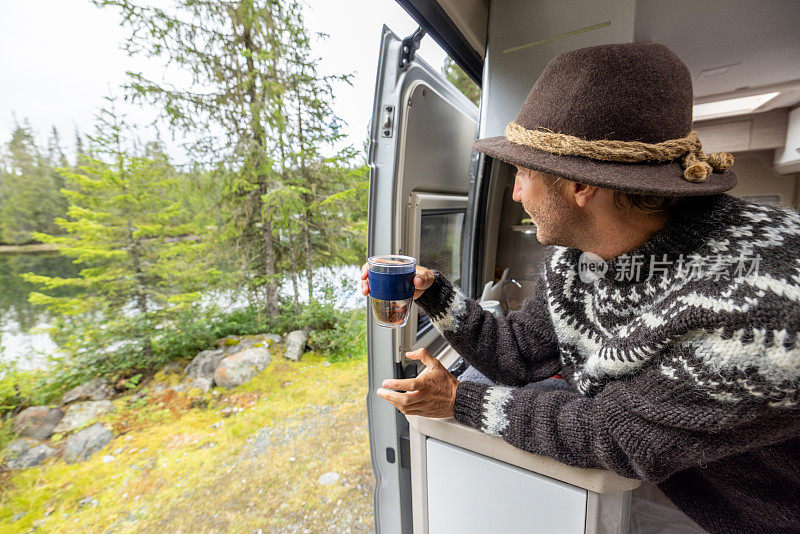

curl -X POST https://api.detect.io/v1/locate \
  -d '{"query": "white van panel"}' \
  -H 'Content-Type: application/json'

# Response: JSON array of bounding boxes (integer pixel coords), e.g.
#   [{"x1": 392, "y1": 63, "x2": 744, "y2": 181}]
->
[
  {"x1": 479, "y1": 0, "x2": 636, "y2": 138},
  {"x1": 426, "y1": 437, "x2": 587, "y2": 533}
]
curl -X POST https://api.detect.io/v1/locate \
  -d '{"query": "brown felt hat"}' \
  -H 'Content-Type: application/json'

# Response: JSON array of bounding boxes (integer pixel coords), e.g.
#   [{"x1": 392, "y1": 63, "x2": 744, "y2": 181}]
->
[{"x1": 473, "y1": 42, "x2": 737, "y2": 196}]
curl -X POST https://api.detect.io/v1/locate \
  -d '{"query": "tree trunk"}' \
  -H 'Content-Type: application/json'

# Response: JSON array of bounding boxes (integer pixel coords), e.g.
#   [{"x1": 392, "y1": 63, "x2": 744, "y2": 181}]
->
[
  {"x1": 296, "y1": 82, "x2": 314, "y2": 302},
  {"x1": 117, "y1": 130, "x2": 153, "y2": 360},
  {"x1": 242, "y1": 22, "x2": 279, "y2": 318},
  {"x1": 260, "y1": 208, "x2": 279, "y2": 318},
  {"x1": 304, "y1": 211, "x2": 313, "y2": 301},
  {"x1": 289, "y1": 230, "x2": 300, "y2": 314}
]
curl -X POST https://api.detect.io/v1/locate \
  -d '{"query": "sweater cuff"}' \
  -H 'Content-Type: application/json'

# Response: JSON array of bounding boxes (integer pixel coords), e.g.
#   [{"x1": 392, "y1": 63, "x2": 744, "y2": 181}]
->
[
  {"x1": 415, "y1": 271, "x2": 469, "y2": 334},
  {"x1": 454, "y1": 381, "x2": 516, "y2": 438},
  {"x1": 453, "y1": 381, "x2": 490, "y2": 429}
]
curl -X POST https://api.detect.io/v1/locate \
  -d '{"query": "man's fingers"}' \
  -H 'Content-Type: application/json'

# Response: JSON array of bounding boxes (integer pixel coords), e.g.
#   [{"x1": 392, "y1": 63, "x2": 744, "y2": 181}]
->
[
  {"x1": 405, "y1": 348, "x2": 438, "y2": 368},
  {"x1": 376, "y1": 388, "x2": 420, "y2": 407},
  {"x1": 414, "y1": 267, "x2": 434, "y2": 289},
  {"x1": 361, "y1": 263, "x2": 370, "y2": 295},
  {"x1": 381, "y1": 378, "x2": 419, "y2": 391}
]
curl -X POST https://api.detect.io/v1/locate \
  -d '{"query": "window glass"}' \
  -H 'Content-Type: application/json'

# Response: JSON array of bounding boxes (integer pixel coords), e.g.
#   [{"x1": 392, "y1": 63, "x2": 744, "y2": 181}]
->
[{"x1": 417, "y1": 210, "x2": 465, "y2": 336}]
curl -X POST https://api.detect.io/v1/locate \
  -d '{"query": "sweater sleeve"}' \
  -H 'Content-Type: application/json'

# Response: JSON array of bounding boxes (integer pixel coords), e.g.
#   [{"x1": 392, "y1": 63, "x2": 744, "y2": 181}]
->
[
  {"x1": 452, "y1": 366, "x2": 800, "y2": 484},
  {"x1": 415, "y1": 271, "x2": 561, "y2": 386}
]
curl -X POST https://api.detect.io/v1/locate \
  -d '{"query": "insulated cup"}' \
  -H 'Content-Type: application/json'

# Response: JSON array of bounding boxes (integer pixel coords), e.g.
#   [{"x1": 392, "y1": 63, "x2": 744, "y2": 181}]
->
[{"x1": 367, "y1": 255, "x2": 416, "y2": 328}]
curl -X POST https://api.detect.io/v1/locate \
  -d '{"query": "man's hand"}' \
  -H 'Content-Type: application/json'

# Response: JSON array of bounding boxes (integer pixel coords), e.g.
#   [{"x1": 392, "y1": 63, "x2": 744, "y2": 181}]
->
[
  {"x1": 360, "y1": 263, "x2": 435, "y2": 300},
  {"x1": 376, "y1": 348, "x2": 460, "y2": 418}
]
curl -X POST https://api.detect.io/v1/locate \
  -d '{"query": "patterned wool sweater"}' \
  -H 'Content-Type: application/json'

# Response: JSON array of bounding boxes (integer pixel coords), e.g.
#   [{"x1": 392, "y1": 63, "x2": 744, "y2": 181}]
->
[{"x1": 415, "y1": 194, "x2": 800, "y2": 534}]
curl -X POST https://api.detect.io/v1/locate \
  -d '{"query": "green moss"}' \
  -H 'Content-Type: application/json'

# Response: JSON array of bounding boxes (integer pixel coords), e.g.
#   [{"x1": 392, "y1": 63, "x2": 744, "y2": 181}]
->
[{"x1": 0, "y1": 353, "x2": 373, "y2": 533}]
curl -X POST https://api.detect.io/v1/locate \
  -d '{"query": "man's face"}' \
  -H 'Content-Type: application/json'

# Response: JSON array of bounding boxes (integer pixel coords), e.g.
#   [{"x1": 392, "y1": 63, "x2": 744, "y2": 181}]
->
[{"x1": 512, "y1": 166, "x2": 588, "y2": 247}]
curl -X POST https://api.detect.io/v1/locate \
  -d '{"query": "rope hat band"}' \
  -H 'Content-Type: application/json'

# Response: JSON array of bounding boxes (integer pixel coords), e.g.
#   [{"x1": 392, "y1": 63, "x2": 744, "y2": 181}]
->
[{"x1": 505, "y1": 121, "x2": 734, "y2": 183}]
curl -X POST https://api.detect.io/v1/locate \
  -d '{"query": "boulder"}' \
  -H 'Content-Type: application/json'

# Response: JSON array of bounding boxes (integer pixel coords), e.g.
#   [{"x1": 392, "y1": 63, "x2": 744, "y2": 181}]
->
[
  {"x1": 283, "y1": 329, "x2": 309, "y2": 361},
  {"x1": 213, "y1": 346, "x2": 271, "y2": 389},
  {"x1": 63, "y1": 423, "x2": 113, "y2": 464},
  {"x1": 4, "y1": 438, "x2": 56, "y2": 469},
  {"x1": 53, "y1": 400, "x2": 115, "y2": 434},
  {"x1": 184, "y1": 348, "x2": 226, "y2": 391},
  {"x1": 12, "y1": 406, "x2": 64, "y2": 439},
  {"x1": 61, "y1": 377, "x2": 113, "y2": 405},
  {"x1": 216, "y1": 335, "x2": 261, "y2": 355}
]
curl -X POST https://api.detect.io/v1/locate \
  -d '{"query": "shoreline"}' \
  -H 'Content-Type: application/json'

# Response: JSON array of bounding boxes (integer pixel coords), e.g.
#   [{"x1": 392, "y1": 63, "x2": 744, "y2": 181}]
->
[{"x1": 0, "y1": 244, "x2": 59, "y2": 255}]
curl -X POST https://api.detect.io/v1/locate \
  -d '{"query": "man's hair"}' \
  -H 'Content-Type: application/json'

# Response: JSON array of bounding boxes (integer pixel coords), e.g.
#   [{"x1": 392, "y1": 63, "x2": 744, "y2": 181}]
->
[
  {"x1": 544, "y1": 173, "x2": 681, "y2": 215},
  {"x1": 611, "y1": 191, "x2": 683, "y2": 214}
]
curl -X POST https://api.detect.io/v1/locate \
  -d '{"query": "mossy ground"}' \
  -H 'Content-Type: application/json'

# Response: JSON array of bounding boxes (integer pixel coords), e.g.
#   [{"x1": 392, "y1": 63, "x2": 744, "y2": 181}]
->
[{"x1": 0, "y1": 350, "x2": 375, "y2": 533}]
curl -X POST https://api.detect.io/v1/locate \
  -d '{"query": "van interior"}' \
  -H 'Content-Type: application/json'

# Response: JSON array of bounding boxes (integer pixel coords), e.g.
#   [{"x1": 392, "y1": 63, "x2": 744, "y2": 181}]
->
[{"x1": 367, "y1": 1, "x2": 800, "y2": 532}]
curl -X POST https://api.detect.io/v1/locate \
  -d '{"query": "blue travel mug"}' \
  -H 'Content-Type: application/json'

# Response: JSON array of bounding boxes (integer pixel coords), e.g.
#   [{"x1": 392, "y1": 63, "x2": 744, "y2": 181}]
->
[{"x1": 367, "y1": 255, "x2": 416, "y2": 328}]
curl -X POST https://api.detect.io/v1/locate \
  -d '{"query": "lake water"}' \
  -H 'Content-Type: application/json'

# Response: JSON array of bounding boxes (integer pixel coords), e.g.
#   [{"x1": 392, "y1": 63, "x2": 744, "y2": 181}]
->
[{"x1": 0, "y1": 254, "x2": 362, "y2": 370}]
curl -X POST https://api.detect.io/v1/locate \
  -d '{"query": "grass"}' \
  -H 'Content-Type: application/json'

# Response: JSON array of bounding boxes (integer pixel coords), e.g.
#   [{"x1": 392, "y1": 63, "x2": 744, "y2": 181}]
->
[{"x1": 0, "y1": 349, "x2": 374, "y2": 533}]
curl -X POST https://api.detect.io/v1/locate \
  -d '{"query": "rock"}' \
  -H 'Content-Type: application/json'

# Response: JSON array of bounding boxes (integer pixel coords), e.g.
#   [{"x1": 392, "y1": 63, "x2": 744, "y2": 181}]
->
[
  {"x1": 283, "y1": 330, "x2": 309, "y2": 361},
  {"x1": 61, "y1": 377, "x2": 113, "y2": 405},
  {"x1": 12, "y1": 406, "x2": 63, "y2": 439},
  {"x1": 4, "y1": 438, "x2": 56, "y2": 469},
  {"x1": 263, "y1": 333, "x2": 283, "y2": 346},
  {"x1": 322, "y1": 361, "x2": 332, "y2": 367},
  {"x1": 187, "y1": 376, "x2": 213, "y2": 392},
  {"x1": 160, "y1": 361, "x2": 184, "y2": 374},
  {"x1": 213, "y1": 347, "x2": 271, "y2": 389},
  {"x1": 53, "y1": 400, "x2": 115, "y2": 434},
  {"x1": 63, "y1": 423, "x2": 113, "y2": 464},
  {"x1": 216, "y1": 335, "x2": 260, "y2": 355},
  {"x1": 318, "y1": 472, "x2": 340, "y2": 485},
  {"x1": 5, "y1": 437, "x2": 40, "y2": 457},
  {"x1": 184, "y1": 348, "x2": 226, "y2": 391},
  {"x1": 102, "y1": 455, "x2": 115, "y2": 463}
]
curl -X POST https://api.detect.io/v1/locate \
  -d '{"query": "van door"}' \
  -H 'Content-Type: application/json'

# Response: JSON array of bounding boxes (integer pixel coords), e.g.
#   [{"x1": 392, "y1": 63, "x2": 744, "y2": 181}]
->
[{"x1": 367, "y1": 26, "x2": 479, "y2": 534}]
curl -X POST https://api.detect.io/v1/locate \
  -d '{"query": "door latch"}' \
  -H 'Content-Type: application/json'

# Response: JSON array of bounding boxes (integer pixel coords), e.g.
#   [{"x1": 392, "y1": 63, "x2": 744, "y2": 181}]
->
[{"x1": 381, "y1": 105, "x2": 394, "y2": 138}]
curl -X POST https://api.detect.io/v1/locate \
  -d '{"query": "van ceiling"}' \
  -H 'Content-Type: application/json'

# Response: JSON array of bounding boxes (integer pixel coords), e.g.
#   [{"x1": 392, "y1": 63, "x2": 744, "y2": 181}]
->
[
  {"x1": 435, "y1": 0, "x2": 488, "y2": 59},
  {"x1": 630, "y1": 1, "x2": 800, "y2": 106},
  {"x1": 409, "y1": 1, "x2": 799, "y2": 108}
]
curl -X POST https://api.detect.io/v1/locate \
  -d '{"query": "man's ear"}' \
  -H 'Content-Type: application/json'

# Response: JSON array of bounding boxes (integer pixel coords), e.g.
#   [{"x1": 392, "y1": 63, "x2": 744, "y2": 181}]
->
[{"x1": 570, "y1": 182, "x2": 598, "y2": 208}]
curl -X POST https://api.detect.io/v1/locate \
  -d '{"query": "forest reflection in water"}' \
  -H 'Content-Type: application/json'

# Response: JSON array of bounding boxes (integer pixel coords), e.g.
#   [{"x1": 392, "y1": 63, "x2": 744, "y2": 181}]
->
[
  {"x1": 0, "y1": 255, "x2": 362, "y2": 369},
  {"x1": 0, "y1": 253, "x2": 80, "y2": 368}
]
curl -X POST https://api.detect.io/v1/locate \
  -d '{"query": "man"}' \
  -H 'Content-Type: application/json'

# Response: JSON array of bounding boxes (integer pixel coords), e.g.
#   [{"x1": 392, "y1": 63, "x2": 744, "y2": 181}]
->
[{"x1": 361, "y1": 42, "x2": 800, "y2": 533}]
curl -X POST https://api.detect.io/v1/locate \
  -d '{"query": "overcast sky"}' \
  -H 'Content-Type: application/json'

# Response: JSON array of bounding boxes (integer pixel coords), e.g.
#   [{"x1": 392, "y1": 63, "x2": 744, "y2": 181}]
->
[{"x1": 0, "y1": 0, "x2": 448, "y2": 163}]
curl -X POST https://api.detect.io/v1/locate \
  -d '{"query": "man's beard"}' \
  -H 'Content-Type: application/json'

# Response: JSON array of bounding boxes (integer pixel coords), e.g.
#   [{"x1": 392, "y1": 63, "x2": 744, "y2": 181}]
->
[{"x1": 523, "y1": 186, "x2": 590, "y2": 248}]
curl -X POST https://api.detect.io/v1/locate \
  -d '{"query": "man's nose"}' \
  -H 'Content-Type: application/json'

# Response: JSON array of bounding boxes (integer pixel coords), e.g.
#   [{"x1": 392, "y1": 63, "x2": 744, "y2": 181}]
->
[{"x1": 512, "y1": 176, "x2": 522, "y2": 202}]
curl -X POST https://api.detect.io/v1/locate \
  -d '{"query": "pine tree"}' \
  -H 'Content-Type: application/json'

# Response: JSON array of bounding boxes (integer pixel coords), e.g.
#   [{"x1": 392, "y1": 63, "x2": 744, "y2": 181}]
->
[
  {"x1": 22, "y1": 99, "x2": 219, "y2": 378},
  {"x1": 273, "y1": 2, "x2": 361, "y2": 301},
  {"x1": 95, "y1": 0, "x2": 296, "y2": 318},
  {"x1": 0, "y1": 122, "x2": 67, "y2": 244}
]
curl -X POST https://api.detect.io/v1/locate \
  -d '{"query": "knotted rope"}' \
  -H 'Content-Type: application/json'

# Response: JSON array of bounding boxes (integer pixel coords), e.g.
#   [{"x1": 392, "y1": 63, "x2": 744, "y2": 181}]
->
[{"x1": 505, "y1": 121, "x2": 734, "y2": 183}]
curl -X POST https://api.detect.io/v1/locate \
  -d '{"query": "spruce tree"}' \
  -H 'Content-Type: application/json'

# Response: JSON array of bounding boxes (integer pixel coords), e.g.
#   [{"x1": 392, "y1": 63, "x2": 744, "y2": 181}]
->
[
  {"x1": 275, "y1": 2, "x2": 362, "y2": 301},
  {"x1": 23, "y1": 99, "x2": 219, "y2": 379},
  {"x1": 0, "y1": 122, "x2": 66, "y2": 244},
  {"x1": 95, "y1": 0, "x2": 294, "y2": 318}
]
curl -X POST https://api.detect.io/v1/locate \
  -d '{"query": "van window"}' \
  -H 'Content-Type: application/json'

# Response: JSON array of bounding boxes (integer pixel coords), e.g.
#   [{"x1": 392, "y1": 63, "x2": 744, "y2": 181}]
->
[{"x1": 417, "y1": 208, "x2": 465, "y2": 336}]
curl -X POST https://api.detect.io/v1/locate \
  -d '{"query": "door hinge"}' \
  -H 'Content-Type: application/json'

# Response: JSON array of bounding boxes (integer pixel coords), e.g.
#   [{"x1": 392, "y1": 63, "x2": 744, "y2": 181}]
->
[
  {"x1": 399, "y1": 27, "x2": 426, "y2": 70},
  {"x1": 380, "y1": 105, "x2": 394, "y2": 138}
]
